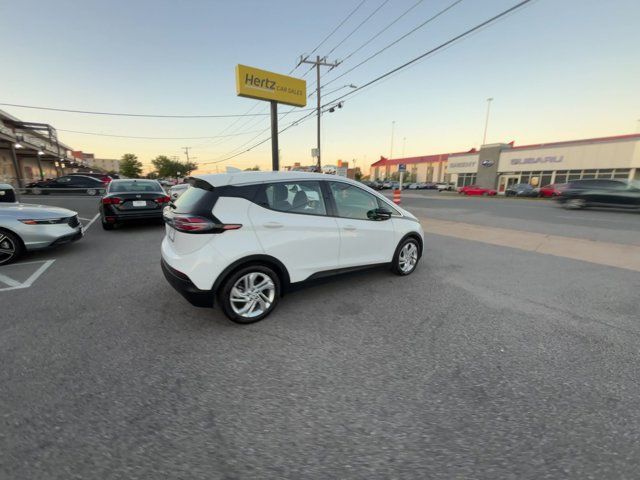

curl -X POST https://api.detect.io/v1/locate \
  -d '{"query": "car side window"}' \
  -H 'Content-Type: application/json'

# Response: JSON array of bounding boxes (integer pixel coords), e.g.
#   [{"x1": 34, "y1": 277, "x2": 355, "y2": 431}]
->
[
  {"x1": 329, "y1": 182, "x2": 383, "y2": 220},
  {"x1": 263, "y1": 181, "x2": 327, "y2": 216},
  {"x1": 56, "y1": 177, "x2": 72, "y2": 184}
]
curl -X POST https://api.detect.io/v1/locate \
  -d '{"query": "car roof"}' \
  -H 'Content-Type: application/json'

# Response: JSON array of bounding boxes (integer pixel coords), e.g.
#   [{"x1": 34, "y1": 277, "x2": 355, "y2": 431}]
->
[{"x1": 193, "y1": 171, "x2": 360, "y2": 187}]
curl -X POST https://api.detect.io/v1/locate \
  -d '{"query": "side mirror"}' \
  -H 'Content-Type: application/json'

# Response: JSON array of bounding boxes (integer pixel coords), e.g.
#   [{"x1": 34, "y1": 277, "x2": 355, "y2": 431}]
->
[{"x1": 367, "y1": 207, "x2": 392, "y2": 221}]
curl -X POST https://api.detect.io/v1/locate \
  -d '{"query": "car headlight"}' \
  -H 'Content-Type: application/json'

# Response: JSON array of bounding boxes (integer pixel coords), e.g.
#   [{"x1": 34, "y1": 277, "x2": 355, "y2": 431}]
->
[{"x1": 19, "y1": 218, "x2": 66, "y2": 225}]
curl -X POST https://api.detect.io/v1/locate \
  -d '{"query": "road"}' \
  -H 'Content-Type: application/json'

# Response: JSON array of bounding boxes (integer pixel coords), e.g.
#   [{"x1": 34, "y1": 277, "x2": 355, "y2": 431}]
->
[{"x1": 2, "y1": 194, "x2": 640, "y2": 479}]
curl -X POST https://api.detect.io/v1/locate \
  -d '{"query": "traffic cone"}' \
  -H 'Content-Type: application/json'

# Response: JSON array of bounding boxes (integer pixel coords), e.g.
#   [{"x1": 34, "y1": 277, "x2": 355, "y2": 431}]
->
[{"x1": 393, "y1": 188, "x2": 401, "y2": 205}]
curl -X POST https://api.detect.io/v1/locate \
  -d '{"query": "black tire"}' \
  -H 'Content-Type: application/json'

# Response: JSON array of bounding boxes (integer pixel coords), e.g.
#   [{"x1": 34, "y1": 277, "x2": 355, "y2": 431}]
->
[
  {"x1": 0, "y1": 230, "x2": 24, "y2": 266},
  {"x1": 391, "y1": 237, "x2": 421, "y2": 276},
  {"x1": 86, "y1": 188, "x2": 98, "y2": 196},
  {"x1": 218, "y1": 264, "x2": 281, "y2": 324},
  {"x1": 101, "y1": 221, "x2": 115, "y2": 230}
]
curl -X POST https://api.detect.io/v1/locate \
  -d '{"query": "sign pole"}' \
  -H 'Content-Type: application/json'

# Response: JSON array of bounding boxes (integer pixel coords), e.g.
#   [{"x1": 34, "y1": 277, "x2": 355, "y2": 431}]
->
[
  {"x1": 270, "y1": 100, "x2": 279, "y2": 171},
  {"x1": 399, "y1": 171, "x2": 404, "y2": 191}
]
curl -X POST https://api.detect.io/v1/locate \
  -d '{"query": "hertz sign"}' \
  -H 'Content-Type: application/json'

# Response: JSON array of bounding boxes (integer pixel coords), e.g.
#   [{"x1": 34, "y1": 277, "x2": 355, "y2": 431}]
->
[{"x1": 235, "y1": 64, "x2": 307, "y2": 107}]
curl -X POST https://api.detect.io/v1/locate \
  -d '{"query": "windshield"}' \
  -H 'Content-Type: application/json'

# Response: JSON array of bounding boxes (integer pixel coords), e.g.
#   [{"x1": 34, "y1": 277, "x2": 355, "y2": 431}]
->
[{"x1": 109, "y1": 180, "x2": 162, "y2": 193}]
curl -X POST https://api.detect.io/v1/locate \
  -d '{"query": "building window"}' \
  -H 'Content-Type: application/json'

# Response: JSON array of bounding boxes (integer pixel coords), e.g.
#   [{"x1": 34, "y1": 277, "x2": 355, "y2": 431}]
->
[
  {"x1": 540, "y1": 174, "x2": 552, "y2": 186},
  {"x1": 613, "y1": 169, "x2": 631, "y2": 179},
  {"x1": 456, "y1": 173, "x2": 477, "y2": 187}
]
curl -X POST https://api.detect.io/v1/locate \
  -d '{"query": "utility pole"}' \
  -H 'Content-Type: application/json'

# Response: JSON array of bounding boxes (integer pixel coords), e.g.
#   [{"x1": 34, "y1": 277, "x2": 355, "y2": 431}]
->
[
  {"x1": 482, "y1": 97, "x2": 493, "y2": 145},
  {"x1": 183, "y1": 147, "x2": 191, "y2": 163},
  {"x1": 402, "y1": 137, "x2": 407, "y2": 158},
  {"x1": 299, "y1": 55, "x2": 339, "y2": 172}
]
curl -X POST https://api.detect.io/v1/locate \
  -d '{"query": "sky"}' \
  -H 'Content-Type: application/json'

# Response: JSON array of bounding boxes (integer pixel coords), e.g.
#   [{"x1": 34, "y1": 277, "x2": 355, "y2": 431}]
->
[{"x1": 1, "y1": 0, "x2": 639, "y2": 174}]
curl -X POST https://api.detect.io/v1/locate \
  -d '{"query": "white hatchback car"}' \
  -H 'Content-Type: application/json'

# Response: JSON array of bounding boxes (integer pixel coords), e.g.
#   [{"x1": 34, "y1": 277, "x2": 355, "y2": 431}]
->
[{"x1": 161, "y1": 172, "x2": 424, "y2": 323}]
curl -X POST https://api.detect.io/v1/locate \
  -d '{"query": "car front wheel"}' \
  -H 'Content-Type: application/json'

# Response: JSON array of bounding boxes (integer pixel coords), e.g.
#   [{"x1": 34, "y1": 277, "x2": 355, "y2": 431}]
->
[
  {"x1": 0, "y1": 230, "x2": 23, "y2": 266},
  {"x1": 219, "y1": 265, "x2": 281, "y2": 324},
  {"x1": 392, "y1": 238, "x2": 420, "y2": 276}
]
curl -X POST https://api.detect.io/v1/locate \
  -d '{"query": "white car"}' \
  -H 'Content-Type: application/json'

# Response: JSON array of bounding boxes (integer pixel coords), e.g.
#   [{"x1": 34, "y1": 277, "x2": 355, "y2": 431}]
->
[
  {"x1": 161, "y1": 172, "x2": 424, "y2": 324},
  {"x1": 169, "y1": 183, "x2": 189, "y2": 201},
  {"x1": 435, "y1": 182, "x2": 454, "y2": 191}
]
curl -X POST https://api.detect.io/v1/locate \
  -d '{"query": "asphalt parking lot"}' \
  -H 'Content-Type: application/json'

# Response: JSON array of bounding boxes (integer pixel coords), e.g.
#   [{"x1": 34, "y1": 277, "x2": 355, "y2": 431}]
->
[{"x1": 2, "y1": 193, "x2": 640, "y2": 479}]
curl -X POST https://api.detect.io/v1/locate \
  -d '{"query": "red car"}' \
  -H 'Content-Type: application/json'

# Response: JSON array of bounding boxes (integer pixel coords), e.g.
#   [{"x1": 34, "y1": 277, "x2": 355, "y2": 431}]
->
[
  {"x1": 538, "y1": 183, "x2": 566, "y2": 198},
  {"x1": 458, "y1": 185, "x2": 497, "y2": 196}
]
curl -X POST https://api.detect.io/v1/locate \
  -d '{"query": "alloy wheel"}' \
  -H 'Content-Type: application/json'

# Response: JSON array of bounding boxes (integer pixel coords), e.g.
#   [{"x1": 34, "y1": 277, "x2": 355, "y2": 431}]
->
[
  {"x1": 229, "y1": 272, "x2": 276, "y2": 319},
  {"x1": 0, "y1": 233, "x2": 17, "y2": 265},
  {"x1": 398, "y1": 242, "x2": 418, "y2": 274}
]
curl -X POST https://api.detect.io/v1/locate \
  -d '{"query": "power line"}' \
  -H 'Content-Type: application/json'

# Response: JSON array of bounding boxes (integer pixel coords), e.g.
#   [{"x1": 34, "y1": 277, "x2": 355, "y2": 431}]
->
[
  {"x1": 323, "y1": 0, "x2": 535, "y2": 106},
  {"x1": 323, "y1": 0, "x2": 465, "y2": 88},
  {"x1": 0, "y1": 102, "x2": 313, "y2": 118},
  {"x1": 338, "y1": 0, "x2": 426, "y2": 65},
  {"x1": 304, "y1": 0, "x2": 367, "y2": 58},
  {"x1": 325, "y1": 0, "x2": 390, "y2": 58},
  {"x1": 57, "y1": 128, "x2": 266, "y2": 140}
]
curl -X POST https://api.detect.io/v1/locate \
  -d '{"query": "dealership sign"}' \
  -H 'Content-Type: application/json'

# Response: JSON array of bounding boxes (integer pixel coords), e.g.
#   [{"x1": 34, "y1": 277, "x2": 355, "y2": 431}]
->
[
  {"x1": 481, "y1": 160, "x2": 495, "y2": 167},
  {"x1": 510, "y1": 155, "x2": 564, "y2": 165},
  {"x1": 235, "y1": 64, "x2": 307, "y2": 107}
]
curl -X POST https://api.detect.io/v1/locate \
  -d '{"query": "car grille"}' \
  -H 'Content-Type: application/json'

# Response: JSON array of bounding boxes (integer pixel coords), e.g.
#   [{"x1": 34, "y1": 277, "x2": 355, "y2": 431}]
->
[{"x1": 67, "y1": 215, "x2": 80, "y2": 228}]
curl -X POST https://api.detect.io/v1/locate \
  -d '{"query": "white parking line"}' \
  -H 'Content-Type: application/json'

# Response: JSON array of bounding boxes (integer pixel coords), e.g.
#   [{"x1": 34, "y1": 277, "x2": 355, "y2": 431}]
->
[
  {"x1": 0, "y1": 260, "x2": 56, "y2": 292},
  {"x1": 0, "y1": 272, "x2": 21, "y2": 287},
  {"x1": 84, "y1": 213, "x2": 100, "y2": 230}
]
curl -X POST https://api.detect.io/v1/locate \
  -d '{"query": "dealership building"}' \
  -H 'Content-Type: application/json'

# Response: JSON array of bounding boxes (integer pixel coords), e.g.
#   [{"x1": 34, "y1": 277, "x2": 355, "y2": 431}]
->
[{"x1": 371, "y1": 133, "x2": 640, "y2": 192}]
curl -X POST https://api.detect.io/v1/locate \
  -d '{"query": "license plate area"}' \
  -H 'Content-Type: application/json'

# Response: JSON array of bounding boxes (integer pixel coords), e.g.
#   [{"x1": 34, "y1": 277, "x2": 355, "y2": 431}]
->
[{"x1": 132, "y1": 200, "x2": 147, "y2": 207}]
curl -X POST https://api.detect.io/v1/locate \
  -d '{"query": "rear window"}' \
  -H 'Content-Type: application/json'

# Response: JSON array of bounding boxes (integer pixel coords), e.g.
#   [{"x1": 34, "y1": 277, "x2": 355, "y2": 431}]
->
[
  {"x1": 173, "y1": 186, "x2": 212, "y2": 213},
  {"x1": 109, "y1": 180, "x2": 162, "y2": 193}
]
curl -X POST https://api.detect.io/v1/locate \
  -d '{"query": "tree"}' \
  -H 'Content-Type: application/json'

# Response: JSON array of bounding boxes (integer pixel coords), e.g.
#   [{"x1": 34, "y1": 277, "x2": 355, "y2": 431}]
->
[
  {"x1": 244, "y1": 165, "x2": 261, "y2": 171},
  {"x1": 120, "y1": 153, "x2": 143, "y2": 178},
  {"x1": 151, "y1": 155, "x2": 197, "y2": 178}
]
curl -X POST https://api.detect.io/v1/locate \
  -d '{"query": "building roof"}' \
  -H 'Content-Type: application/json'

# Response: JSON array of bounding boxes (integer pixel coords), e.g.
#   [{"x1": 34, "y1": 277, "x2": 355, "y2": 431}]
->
[
  {"x1": 375, "y1": 133, "x2": 640, "y2": 164},
  {"x1": 508, "y1": 133, "x2": 640, "y2": 151}
]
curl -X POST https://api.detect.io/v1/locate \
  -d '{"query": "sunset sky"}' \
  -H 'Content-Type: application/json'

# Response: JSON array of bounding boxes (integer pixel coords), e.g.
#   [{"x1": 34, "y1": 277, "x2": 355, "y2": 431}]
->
[{"x1": 1, "y1": 0, "x2": 639, "y2": 174}]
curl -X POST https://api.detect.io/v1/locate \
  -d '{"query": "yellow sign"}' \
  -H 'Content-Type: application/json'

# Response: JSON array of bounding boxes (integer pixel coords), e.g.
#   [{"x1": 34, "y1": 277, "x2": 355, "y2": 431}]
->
[{"x1": 235, "y1": 64, "x2": 307, "y2": 107}]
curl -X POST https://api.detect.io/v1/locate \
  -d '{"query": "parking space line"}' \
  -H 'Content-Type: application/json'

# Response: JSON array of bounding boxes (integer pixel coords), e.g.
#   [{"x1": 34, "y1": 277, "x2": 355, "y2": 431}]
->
[
  {"x1": 0, "y1": 260, "x2": 55, "y2": 292},
  {"x1": 84, "y1": 213, "x2": 100, "y2": 230},
  {"x1": 0, "y1": 272, "x2": 21, "y2": 287}
]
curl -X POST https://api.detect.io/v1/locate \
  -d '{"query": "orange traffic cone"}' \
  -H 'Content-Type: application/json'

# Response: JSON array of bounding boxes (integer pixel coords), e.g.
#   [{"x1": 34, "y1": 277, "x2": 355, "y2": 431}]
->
[{"x1": 393, "y1": 188, "x2": 401, "y2": 204}]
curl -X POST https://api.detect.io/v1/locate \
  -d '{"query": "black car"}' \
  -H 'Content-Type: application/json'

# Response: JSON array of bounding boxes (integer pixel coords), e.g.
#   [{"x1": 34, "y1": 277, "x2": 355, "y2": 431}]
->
[
  {"x1": 99, "y1": 179, "x2": 170, "y2": 230},
  {"x1": 505, "y1": 183, "x2": 538, "y2": 197},
  {"x1": 28, "y1": 175, "x2": 106, "y2": 195},
  {"x1": 556, "y1": 179, "x2": 640, "y2": 210}
]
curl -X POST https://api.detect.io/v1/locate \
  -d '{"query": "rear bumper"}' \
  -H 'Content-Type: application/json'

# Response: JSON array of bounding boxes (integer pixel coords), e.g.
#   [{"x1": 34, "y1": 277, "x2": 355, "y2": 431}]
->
[{"x1": 161, "y1": 258, "x2": 214, "y2": 308}]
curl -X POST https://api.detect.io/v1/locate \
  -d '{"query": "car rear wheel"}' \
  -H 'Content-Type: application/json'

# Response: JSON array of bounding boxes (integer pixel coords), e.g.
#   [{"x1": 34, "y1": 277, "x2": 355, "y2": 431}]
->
[
  {"x1": 101, "y1": 221, "x2": 115, "y2": 230},
  {"x1": 392, "y1": 238, "x2": 420, "y2": 276},
  {"x1": 219, "y1": 265, "x2": 280, "y2": 324},
  {"x1": 0, "y1": 230, "x2": 23, "y2": 266},
  {"x1": 86, "y1": 188, "x2": 98, "y2": 196},
  {"x1": 32, "y1": 187, "x2": 42, "y2": 195},
  {"x1": 564, "y1": 198, "x2": 586, "y2": 209}
]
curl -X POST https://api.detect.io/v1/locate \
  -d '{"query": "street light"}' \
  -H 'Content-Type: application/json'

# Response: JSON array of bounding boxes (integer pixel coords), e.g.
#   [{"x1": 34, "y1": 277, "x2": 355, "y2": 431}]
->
[{"x1": 482, "y1": 97, "x2": 494, "y2": 146}]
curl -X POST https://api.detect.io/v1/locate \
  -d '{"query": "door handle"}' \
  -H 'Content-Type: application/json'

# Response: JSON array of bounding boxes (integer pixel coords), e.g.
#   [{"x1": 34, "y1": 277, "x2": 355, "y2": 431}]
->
[
  {"x1": 343, "y1": 225, "x2": 357, "y2": 231},
  {"x1": 263, "y1": 221, "x2": 283, "y2": 229}
]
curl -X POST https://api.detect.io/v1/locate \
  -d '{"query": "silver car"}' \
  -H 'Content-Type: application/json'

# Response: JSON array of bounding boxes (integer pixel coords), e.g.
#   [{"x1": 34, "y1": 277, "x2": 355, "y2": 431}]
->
[
  {"x1": 0, "y1": 184, "x2": 83, "y2": 265},
  {"x1": 169, "y1": 183, "x2": 189, "y2": 201}
]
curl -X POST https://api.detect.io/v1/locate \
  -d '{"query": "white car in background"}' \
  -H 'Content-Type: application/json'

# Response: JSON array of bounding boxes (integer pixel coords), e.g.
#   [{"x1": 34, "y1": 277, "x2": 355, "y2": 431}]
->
[
  {"x1": 169, "y1": 183, "x2": 189, "y2": 201},
  {"x1": 161, "y1": 172, "x2": 424, "y2": 324}
]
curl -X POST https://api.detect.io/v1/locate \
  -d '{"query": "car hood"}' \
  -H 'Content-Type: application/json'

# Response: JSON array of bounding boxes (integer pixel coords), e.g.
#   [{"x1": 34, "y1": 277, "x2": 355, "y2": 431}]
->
[{"x1": 0, "y1": 203, "x2": 77, "y2": 218}]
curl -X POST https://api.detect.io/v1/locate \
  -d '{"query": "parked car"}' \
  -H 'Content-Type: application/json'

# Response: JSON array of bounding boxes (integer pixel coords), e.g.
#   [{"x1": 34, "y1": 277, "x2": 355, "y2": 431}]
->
[
  {"x1": 423, "y1": 182, "x2": 438, "y2": 190},
  {"x1": 381, "y1": 181, "x2": 393, "y2": 189},
  {"x1": 458, "y1": 185, "x2": 497, "y2": 196},
  {"x1": 436, "y1": 182, "x2": 454, "y2": 191},
  {"x1": 169, "y1": 183, "x2": 190, "y2": 201},
  {"x1": 67, "y1": 172, "x2": 114, "y2": 183},
  {"x1": 0, "y1": 183, "x2": 83, "y2": 265},
  {"x1": 407, "y1": 183, "x2": 419, "y2": 190},
  {"x1": 539, "y1": 183, "x2": 567, "y2": 198},
  {"x1": 161, "y1": 172, "x2": 424, "y2": 324},
  {"x1": 556, "y1": 179, "x2": 640, "y2": 210},
  {"x1": 505, "y1": 183, "x2": 539, "y2": 197},
  {"x1": 28, "y1": 175, "x2": 106, "y2": 195},
  {"x1": 99, "y1": 179, "x2": 170, "y2": 230}
]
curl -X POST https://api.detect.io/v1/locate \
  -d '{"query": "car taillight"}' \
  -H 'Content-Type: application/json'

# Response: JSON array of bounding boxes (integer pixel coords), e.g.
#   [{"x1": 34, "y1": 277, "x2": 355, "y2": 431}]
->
[
  {"x1": 155, "y1": 195, "x2": 171, "y2": 204},
  {"x1": 102, "y1": 197, "x2": 122, "y2": 205},
  {"x1": 173, "y1": 215, "x2": 215, "y2": 232},
  {"x1": 168, "y1": 214, "x2": 242, "y2": 233}
]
